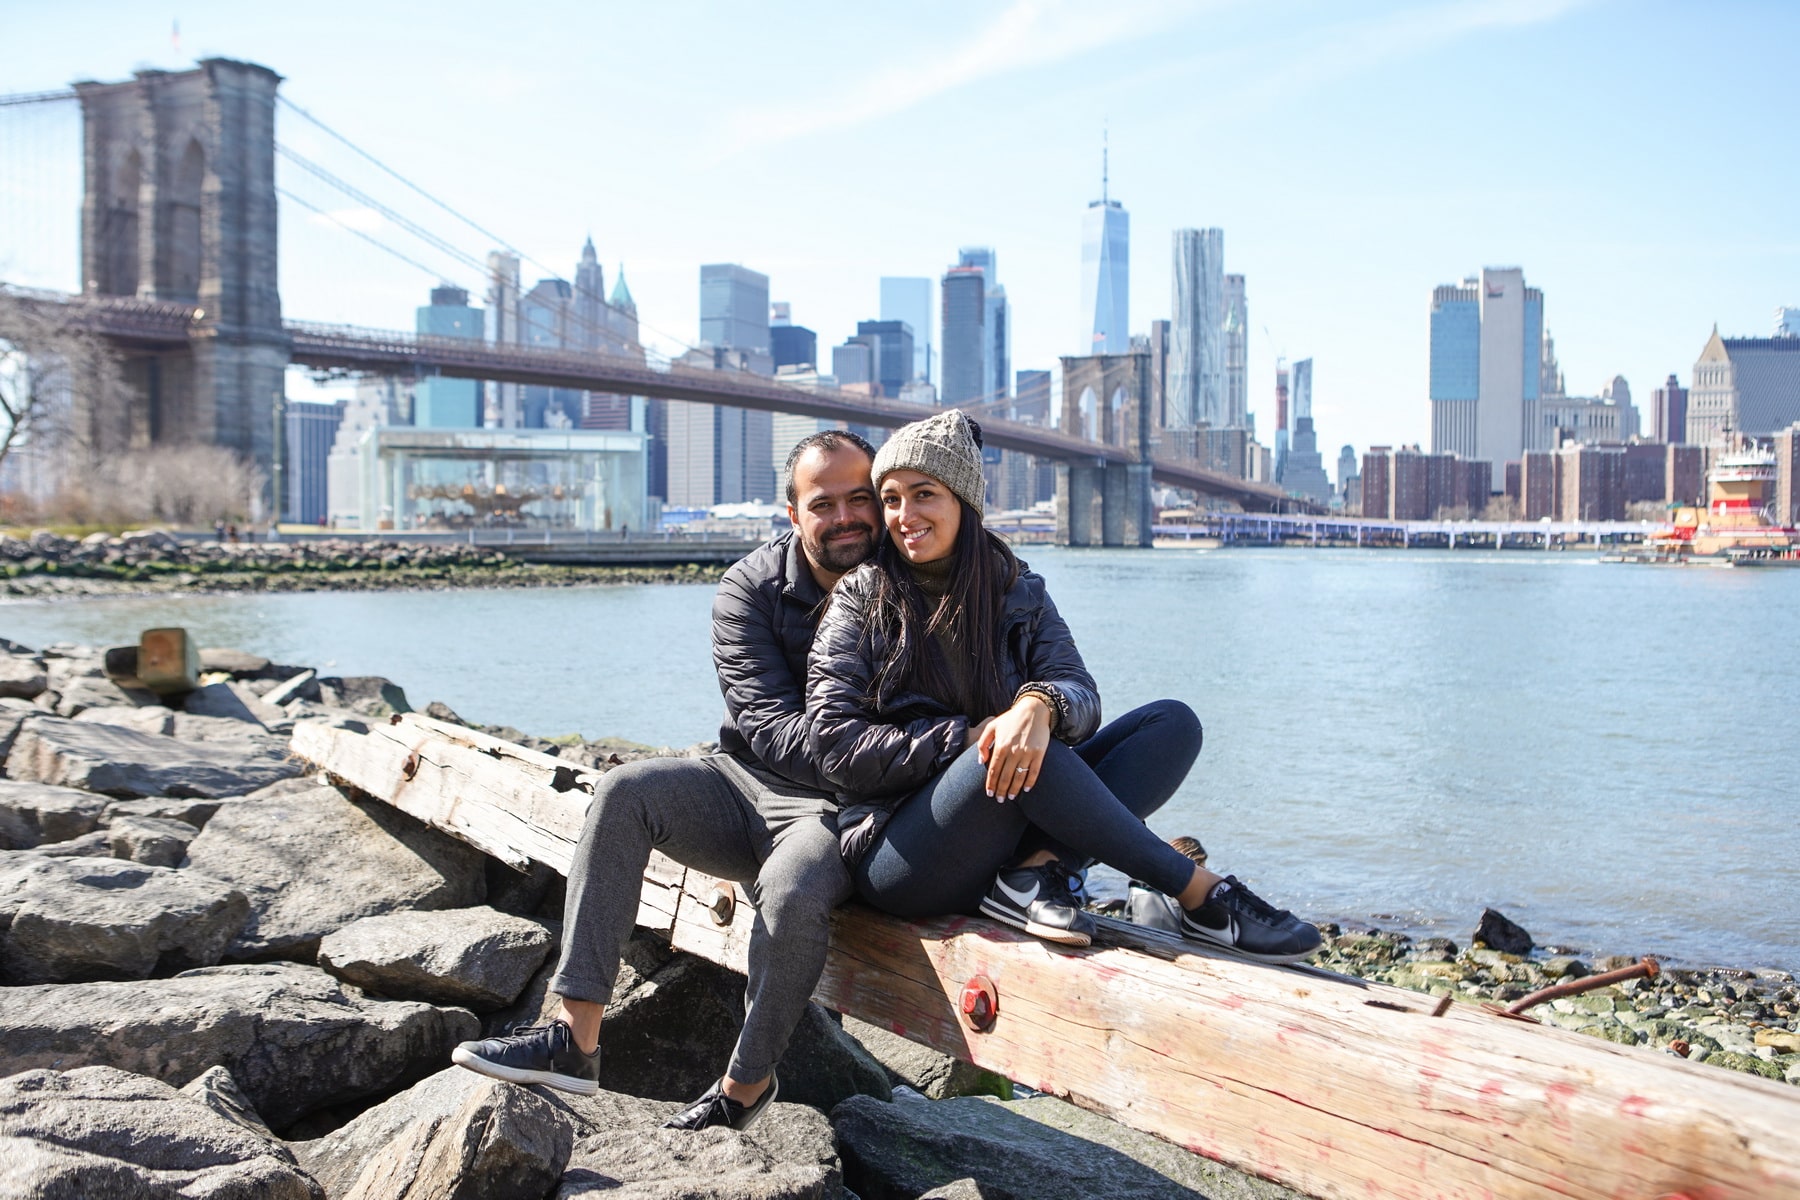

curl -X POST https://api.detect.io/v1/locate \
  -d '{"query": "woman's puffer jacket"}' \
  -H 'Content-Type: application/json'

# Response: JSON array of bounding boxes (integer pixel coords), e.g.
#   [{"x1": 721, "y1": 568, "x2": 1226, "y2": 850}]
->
[{"x1": 805, "y1": 560, "x2": 1101, "y2": 808}]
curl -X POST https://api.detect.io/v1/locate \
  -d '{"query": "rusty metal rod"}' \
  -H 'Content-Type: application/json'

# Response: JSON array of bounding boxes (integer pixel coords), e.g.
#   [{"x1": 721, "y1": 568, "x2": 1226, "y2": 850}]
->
[{"x1": 1504, "y1": 956, "x2": 1660, "y2": 1016}]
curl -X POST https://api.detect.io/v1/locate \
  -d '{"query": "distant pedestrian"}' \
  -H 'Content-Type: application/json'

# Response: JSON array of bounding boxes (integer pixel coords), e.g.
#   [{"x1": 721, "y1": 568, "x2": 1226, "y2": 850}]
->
[
  {"x1": 213, "y1": 519, "x2": 226, "y2": 542},
  {"x1": 226, "y1": 523, "x2": 238, "y2": 544}
]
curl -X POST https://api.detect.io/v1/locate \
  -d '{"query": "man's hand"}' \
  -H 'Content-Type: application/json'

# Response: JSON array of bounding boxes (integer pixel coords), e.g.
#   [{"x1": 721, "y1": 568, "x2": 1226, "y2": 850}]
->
[{"x1": 977, "y1": 695, "x2": 1053, "y2": 801}]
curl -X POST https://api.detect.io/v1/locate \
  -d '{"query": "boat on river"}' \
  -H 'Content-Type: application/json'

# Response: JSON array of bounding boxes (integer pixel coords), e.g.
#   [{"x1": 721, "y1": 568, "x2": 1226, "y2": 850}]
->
[{"x1": 1622, "y1": 437, "x2": 1798, "y2": 566}]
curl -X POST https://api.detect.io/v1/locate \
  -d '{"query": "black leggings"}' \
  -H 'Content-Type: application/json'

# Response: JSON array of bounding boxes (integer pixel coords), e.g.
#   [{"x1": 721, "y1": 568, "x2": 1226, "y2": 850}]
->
[{"x1": 853, "y1": 700, "x2": 1203, "y2": 918}]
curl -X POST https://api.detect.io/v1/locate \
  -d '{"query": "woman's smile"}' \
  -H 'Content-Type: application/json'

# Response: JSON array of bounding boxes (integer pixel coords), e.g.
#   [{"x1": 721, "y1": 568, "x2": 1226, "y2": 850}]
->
[{"x1": 880, "y1": 469, "x2": 962, "y2": 563}]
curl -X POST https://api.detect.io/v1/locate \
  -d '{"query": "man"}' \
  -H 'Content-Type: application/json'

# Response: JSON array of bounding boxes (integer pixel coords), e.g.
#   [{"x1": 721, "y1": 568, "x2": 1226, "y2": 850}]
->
[{"x1": 452, "y1": 430, "x2": 880, "y2": 1131}]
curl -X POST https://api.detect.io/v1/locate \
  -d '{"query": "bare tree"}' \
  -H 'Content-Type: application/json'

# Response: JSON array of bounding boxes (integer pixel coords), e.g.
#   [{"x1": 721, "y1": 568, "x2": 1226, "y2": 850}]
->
[
  {"x1": 1481, "y1": 495, "x2": 1521, "y2": 522},
  {"x1": 0, "y1": 287, "x2": 125, "y2": 489}
]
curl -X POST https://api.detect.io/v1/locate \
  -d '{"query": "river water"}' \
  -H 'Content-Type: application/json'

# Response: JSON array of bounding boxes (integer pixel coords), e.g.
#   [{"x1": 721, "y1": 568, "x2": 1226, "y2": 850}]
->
[{"x1": 6, "y1": 547, "x2": 1797, "y2": 972}]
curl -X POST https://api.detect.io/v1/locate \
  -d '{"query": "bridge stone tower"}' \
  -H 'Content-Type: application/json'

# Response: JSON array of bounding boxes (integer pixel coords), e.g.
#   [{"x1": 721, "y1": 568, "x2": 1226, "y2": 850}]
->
[
  {"x1": 1056, "y1": 352, "x2": 1153, "y2": 547},
  {"x1": 74, "y1": 59, "x2": 288, "y2": 491}
]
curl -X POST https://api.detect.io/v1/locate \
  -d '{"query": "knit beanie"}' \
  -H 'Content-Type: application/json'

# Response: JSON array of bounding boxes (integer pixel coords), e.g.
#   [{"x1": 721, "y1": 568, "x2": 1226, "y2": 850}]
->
[{"x1": 872, "y1": 410, "x2": 987, "y2": 517}]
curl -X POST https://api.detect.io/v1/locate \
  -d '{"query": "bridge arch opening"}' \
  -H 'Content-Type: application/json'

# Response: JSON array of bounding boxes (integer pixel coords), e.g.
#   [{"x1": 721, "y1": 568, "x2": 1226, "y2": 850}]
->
[
  {"x1": 1078, "y1": 386, "x2": 1097, "y2": 442},
  {"x1": 102, "y1": 149, "x2": 141, "y2": 296},
  {"x1": 164, "y1": 138, "x2": 204, "y2": 301}
]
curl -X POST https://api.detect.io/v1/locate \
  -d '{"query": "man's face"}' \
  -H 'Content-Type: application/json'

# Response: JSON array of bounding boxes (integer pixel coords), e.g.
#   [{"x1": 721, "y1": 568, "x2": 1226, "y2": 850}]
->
[{"x1": 787, "y1": 446, "x2": 878, "y2": 578}]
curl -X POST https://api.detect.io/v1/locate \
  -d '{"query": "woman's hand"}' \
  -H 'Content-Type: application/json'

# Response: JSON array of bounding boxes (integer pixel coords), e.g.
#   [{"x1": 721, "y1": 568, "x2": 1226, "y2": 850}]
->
[{"x1": 977, "y1": 695, "x2": 1053, "y2": 801}]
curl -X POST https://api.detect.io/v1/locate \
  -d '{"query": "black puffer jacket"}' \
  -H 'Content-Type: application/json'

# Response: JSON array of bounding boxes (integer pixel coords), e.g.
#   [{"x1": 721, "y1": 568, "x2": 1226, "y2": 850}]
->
[
  {"x1": 712, "y1": 530, "x2": 835, "y2": 793},
  {"x1": 805, "y1": 559, "x2": 1101, "y2": 807}
]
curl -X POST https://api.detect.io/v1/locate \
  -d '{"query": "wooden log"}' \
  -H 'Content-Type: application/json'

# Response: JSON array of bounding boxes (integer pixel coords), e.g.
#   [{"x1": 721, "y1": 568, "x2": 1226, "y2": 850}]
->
[{"x1": 293, "y1": 714, "x2": 1800, "y2": 1200}]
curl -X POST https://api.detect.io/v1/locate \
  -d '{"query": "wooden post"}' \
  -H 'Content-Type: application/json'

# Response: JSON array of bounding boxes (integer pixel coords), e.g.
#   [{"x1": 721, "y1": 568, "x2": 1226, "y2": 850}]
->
[{"x1": 292, "y1": 715, "x2": 1800, "y2": 1200}]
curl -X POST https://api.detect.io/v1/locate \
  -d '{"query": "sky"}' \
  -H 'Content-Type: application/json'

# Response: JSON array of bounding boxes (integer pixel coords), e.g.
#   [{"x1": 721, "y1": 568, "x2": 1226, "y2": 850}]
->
[{"x1": 2, "y1": 0, "x2": 1796, "y2": 460}]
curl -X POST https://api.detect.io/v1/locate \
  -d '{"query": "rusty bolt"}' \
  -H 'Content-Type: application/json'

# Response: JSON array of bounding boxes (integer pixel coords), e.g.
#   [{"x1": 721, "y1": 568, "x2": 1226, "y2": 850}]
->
[
  {"x1": 961, "y1": 975, "x2": 999, "y2": 1032},
  {"x1": 401, "y1": 752, "x2": 421, "y2": 780}
]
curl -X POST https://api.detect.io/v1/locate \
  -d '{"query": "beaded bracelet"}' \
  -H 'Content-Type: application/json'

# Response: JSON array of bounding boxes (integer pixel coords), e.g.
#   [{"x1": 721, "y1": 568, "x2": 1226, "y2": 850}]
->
[{"x1": 1014, "y1": 682, "x2": 1068, "y2": 737}]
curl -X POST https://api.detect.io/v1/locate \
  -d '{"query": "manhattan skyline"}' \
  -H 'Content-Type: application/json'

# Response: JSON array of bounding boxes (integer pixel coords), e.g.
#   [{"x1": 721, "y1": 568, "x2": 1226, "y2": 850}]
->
[{"x1": 1, "y1": 0, "x2": 1794, "y2": 460}]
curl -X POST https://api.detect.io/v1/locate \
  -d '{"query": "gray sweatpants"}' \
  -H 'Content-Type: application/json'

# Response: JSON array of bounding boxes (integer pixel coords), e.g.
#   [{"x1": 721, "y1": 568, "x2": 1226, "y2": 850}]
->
[{"x1": 549, "y1": 752, "x2": 851, "y2": 1084}]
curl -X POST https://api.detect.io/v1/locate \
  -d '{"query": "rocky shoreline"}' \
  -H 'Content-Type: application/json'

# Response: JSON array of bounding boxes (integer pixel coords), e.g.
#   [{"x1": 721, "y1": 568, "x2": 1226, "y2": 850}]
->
[
  {"x1": 0, "y1": 636, "x2": 1793, "y2": 1198},
  {"x1": 0, "y1": 529, "x2": 727, "y2": 598}
]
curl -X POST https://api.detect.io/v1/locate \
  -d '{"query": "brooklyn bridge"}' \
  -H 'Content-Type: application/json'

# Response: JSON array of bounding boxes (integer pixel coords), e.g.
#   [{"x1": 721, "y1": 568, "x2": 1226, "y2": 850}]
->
[{"x1": 0, "y1": 58, "x2": 1312, "y2": 545}]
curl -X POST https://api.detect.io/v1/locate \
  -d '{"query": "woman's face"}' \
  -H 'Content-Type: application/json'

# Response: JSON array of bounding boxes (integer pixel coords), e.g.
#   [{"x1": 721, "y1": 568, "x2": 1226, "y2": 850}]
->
[{"x1": 880, "y1": 469, "x2": 962, "y2": 564}]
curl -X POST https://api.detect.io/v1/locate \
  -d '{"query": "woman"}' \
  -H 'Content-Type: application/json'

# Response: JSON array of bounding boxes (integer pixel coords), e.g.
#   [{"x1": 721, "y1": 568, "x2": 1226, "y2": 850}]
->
[{"x1": 806, "y1": 410, "x2": 1320, "y2": 961}]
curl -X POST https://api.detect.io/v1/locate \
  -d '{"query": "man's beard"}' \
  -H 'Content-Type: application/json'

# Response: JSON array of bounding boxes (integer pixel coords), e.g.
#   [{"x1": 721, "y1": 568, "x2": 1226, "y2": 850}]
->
[{"x1": 807, "y1": 521, "x2": 876, "y2": 574}]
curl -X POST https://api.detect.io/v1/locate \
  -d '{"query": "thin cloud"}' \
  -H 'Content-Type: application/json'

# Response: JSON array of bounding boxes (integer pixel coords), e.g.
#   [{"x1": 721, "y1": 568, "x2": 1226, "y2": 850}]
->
[
  {"x1": 728, "y1": 0, "x2": 1206, "y2": 150},
  {"x1": 1232, "y1": 0, "x2": 1600, "y2": 112}
]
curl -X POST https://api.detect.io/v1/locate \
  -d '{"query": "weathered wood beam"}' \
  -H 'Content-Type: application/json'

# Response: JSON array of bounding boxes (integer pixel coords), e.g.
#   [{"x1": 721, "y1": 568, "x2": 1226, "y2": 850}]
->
[{"x1": 292, "y1": 714, "x2": 1800, "y2": 1200}]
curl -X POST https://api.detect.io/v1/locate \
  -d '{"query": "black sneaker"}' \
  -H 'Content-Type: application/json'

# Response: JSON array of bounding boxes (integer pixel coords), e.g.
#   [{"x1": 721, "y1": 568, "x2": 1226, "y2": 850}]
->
[
  {"x1": 662, "y1": 1073, "x2": 779, "y2": 1132},
  {"x1": 450, "y1": 1021, "x2": 600, "y2": 1095},
  {"x1": 1180, "y1": 876, "x2": 1322, "y2": 964},
  {"x1": 979, "y1": 860, "x2": 1096, "y2": 947}
]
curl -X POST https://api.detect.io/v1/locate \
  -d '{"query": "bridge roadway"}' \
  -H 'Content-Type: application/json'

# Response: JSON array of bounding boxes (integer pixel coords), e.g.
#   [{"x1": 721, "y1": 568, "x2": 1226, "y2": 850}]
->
[{"x1": 2, "y1": 289, "x2": 1303, "y2": 512}]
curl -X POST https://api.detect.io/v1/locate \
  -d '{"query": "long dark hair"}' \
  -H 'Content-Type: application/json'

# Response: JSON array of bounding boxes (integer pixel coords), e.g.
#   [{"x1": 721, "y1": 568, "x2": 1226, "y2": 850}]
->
[{"x1": 863, "y1": 498, "x2": 1020, "y2": 719}]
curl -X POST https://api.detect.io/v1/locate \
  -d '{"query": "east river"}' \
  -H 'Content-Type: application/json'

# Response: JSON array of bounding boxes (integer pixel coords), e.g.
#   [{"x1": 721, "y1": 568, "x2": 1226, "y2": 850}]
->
[{"x1": 7, "y1": 547, "x2": 1797, "y2": 972}]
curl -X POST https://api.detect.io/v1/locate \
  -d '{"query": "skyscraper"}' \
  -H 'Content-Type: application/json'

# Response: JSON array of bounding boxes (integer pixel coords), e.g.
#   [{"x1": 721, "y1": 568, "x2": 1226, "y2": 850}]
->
[
  {"x1": 520, "y1": 277, "x2": 584, "y2": 428},
  {"x1": 854, "y1": 320, "x2": 914, "y2": 398},
  {"x1": 413, "y1": 285, "x2": 484, "y2": 427},
  {"x1": 958, "y1": 248, "x2": 1009, "y2": 402},
  {"x1": 880, "y1": 277, "x2": 933, "y2": 384},
  {"x1": 769, "y1": 302, "x2": 817, "y2": 371},
  {"x1": 1223, "y1": 274, "x2": 1248, "y2": 427},
  {"x1": 485, "y1": 251, "x2": 523, "y2": 427},
  {"x1": 1776, "y1": 307, "x2": 1800, "y2": 338},
  {"x1": 1079, "y1": 148, "x2": 1129, "y2": 355},
  {"x1": 1651, "y1": 373, "x2": 1688, "y2": 443},
  {"x1": 1690, "y1": 327, "x2": 1800, "y2": 442},
  {"x1": 1282, "y1": 358, "x2": 1331, "y2": 504},
  {"x1": 667, "y1": 266, "x2": 775, "y2": 506},
  {"x1": 1168, "y1": 228, "x2": 1224, "y2": 430},
  {"x1": 585, "y1": 266, "x2": 642, "y2": 432},
  {"x1": 700, "y1": 264, "x2": 770, "y2": 353},
  {"x1": 1273, "y1": 361, "x2": 1289, "y2": 482},
  {"x1": 940, "y1": 266, "x2": 986, "y2": 405},
  {"x1": 1429, "y1": 267, "x2": 1543, "y2": 472}
]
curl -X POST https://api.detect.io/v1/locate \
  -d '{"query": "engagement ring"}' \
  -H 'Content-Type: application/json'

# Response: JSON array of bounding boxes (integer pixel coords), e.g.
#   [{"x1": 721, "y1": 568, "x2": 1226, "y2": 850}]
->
[{"x1": 1014, "y1": 766, "x2": 1028, "y2": 773}]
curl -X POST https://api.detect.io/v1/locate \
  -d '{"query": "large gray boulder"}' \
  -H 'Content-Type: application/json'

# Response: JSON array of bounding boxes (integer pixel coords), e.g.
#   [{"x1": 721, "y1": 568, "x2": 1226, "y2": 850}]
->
[
  {"x1": 180, "y1": 1065, "x2": 283, "y2": 1146},
  {"x1": 102, "y1": 813, "x2": 201, "y2": 866},
  {"x1": 6, "y1": 716, "x2": 301, "y2": 798},
  {"x1": 318, "y1": 906, "x2": 555, "y2": 1011},
  {"x1": 73, "y1": 705, "x2": 176, "y2": 736},
  {"x1": 0, "y1": 855, "x2": 248, "y2": 983},
  {"x1": 0, "y1": 650, "x2": 46, "y2": 698},
  {"x1": 316, "y1": 675, "x2": 412, "y2": 717},
  {"x1": 832, "y1": 1092, "x2": 1305, "y2": 1200},
  {"x1": 844, "y1": 1015, "x2": 1012, "y2": 1100},
  {"x1": 199, "y1": 647, "x2": 272, "y2": 676},
  {"x1": 0, "y1": 1066, "x2": 321, "y2": 1200},
  {"x1": 101, "y1": 794, "x2": 225, "y2": 828},
  {"x1": 0, "y1": 779, "x2": 109, "y2": 849},
  {"x1": 53, "y1": 674, "x2": 157, "y2": 717},
  {"x1": 182, "y1": 784, "x2": 486, "y2": 961},
  {"x1": 183, "y1": 680, "x2": 292, "y2": 731},
  {"x1": 554, "y1": 1087, "x2": 839, "y2": 1200},
  {"x1": 594, "y1": 944, "x2": 888, "y2": 1112},
  {"x1": 0, "y1": 706, "x2": 29, "y2": 772},
  {"x1": 0, "y1": 962, "x2": 479, "y2": 1129},
  {"x1": 169, "y1": 710, "x2": 291, "y2": 750},
  {"x1": 293, "y1": 1067, "x2": 572, "y2": 1200}
]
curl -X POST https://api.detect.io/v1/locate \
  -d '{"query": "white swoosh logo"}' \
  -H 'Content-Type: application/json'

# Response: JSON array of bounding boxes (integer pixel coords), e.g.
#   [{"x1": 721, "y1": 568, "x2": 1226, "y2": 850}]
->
[{"x1": 995, "y1": 877, "x2": 1039, "y2": 907}]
